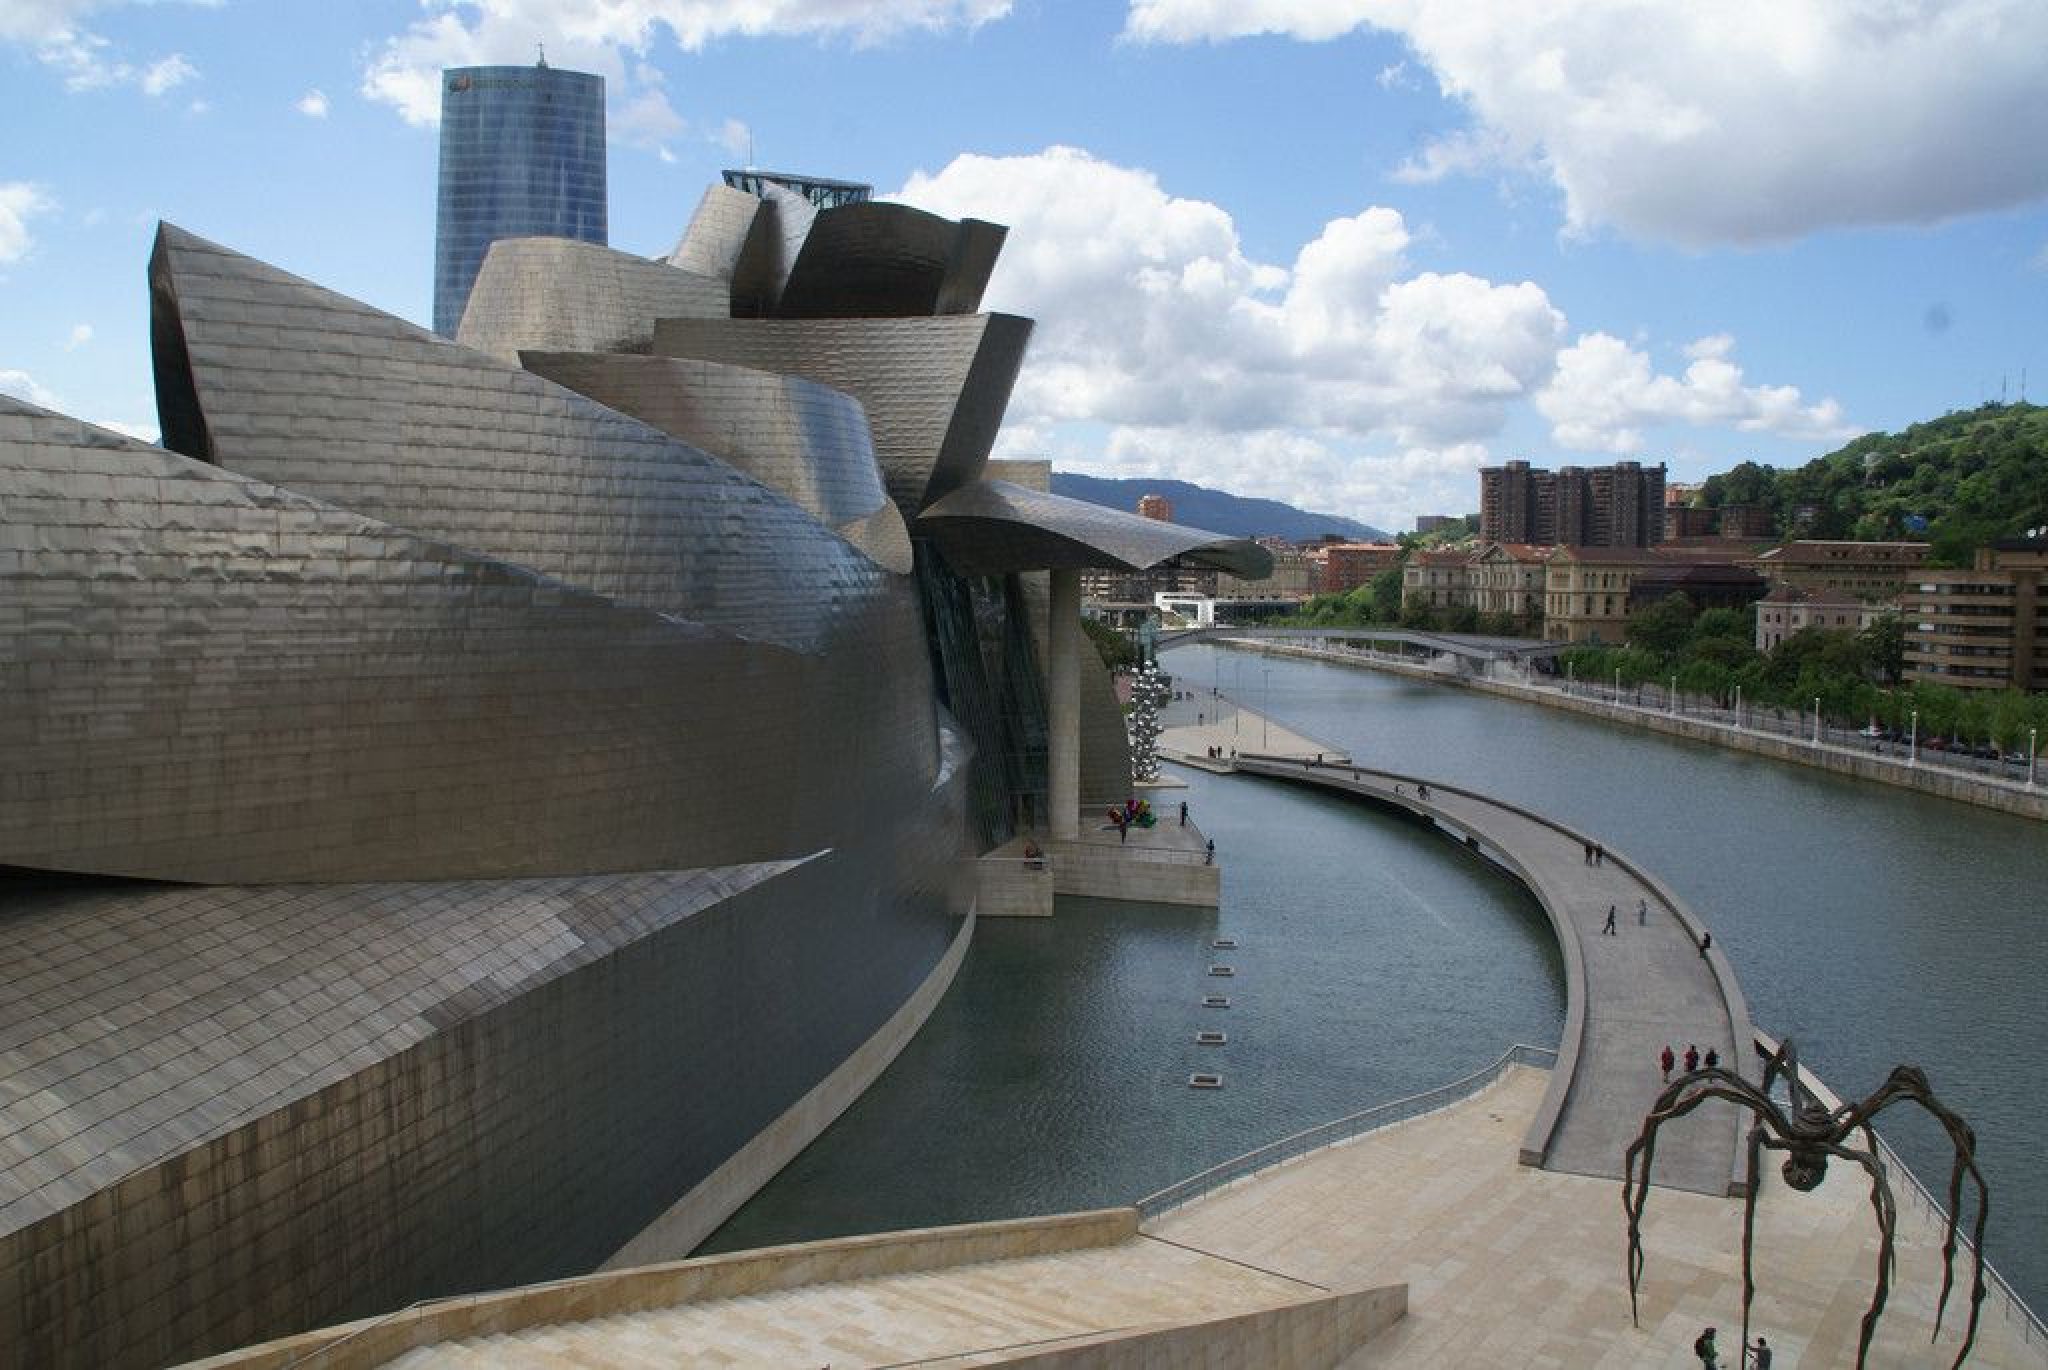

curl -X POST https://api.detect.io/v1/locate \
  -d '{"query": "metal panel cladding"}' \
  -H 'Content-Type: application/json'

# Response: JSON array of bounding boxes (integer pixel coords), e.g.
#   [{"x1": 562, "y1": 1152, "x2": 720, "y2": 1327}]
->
[{"x1": 434, "y1": 64, "x2": 607, "y2": 337}]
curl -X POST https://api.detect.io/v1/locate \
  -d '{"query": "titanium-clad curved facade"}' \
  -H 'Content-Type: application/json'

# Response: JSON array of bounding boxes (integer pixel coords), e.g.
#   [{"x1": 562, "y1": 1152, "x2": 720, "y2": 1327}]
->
[
  {"x1": 0, "y1": 156, "x2": 1252, "y2": 1368},
  {"x1": 652, "y1": 313, "x2": 1032, "y2": 516},
  {"x1": 456, "y1": 235, "x2": 727, "y2": 361},
  {"x1": 0, "y1": 176, "x2": 1027, "y2": 1367},
  {"x1": 519, "y1": 350, "x2": 914, "y2": 572},
  {"x1": 778, "y1": 201, "x2": 1007, "y2": 318},
  {"x1": 916, "y1": 477, "x2": 1275, "y2": 578}
]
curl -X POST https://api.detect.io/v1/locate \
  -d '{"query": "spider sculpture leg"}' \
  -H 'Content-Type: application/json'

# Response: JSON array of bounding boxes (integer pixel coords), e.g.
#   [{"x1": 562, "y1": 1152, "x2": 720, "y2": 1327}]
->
[
  {"x1": 1622, "y1": 1069, "x2": 1782, "y2": 1328},
  {"x1": 1848, "y1": 1074, "x2": 1990, "y2": 1367},
  {"x1": 1823, "y1": 1137, "x2": 1899, "y2": 1370},
  {"x1": 1738, "y1": 1120, "x2": 1767, "y2": 1355}
]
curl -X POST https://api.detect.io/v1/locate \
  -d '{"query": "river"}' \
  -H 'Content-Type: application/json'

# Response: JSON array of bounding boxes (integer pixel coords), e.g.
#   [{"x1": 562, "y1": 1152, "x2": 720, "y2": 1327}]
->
[{"x1": 705, "y1": 643, "x2": 2047, "y2": 1315}]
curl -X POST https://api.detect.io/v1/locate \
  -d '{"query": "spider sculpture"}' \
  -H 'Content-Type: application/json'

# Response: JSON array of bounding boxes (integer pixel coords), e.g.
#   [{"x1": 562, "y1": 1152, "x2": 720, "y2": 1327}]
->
[{"x1": 1622, "y1": 1038, "x2": 1988, "y2": 1368}]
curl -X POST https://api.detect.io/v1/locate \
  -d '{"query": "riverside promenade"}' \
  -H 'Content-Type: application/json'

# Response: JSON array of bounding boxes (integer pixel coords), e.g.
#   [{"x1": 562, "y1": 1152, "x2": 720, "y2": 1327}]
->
[{"x1": 1228, "y1": 752, "x2": 1749, "y2": 1196}]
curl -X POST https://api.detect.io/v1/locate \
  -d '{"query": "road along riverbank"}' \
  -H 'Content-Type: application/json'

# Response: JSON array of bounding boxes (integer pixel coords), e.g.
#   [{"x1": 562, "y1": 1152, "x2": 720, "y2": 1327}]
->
[{"x1": 1203, "y1": 637, "x2": 2048, "y2": 823}]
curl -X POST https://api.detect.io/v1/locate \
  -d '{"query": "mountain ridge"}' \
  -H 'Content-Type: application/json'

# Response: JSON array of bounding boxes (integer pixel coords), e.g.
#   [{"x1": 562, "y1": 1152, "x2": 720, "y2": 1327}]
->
[{"x1": 1049, "y1": 473, "x2": 1390, "y2": 542}]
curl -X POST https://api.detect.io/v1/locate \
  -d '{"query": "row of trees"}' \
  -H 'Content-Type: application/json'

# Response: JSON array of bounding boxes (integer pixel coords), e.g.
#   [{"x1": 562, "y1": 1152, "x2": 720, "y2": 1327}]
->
[
  {"x1": 1288, "y1": 566, "x2": 1534, "y2": 636},
  {"x1": 1561, "y1": 593, "x2": 2048, "y2": 752}
]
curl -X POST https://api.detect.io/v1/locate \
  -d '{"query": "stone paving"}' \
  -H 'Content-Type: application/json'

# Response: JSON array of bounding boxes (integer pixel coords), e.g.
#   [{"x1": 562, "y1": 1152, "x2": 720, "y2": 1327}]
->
[
  {"x1": 1156, "y1": 689, "x2": 1350, "y2": 767},
  {"x1": 386, "y1": 1233, "x2": 1328, "y2": 1367},
  {"x1": 1151, "y1": 1065, "x2": 2043, "y2": 1369},
  {"x1": 282, "y1": 1068, "x2": 2043, "y2": 1368},
  {"x1": 1232, "y1": 756, "x2": 1742, "y2": 1197}
]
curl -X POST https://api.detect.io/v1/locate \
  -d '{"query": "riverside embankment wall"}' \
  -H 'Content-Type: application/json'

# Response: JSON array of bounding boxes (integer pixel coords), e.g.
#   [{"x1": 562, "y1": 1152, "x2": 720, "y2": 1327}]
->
[{"x1": 1219, "y1": 640, "x2": 2048, "y2": 823}]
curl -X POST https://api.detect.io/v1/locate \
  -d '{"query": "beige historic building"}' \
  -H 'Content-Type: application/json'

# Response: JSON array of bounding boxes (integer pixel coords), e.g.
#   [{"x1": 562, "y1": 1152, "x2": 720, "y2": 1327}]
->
[
  {"x1": 1754, "y1": 584, "x2": 1893, "y2": 654},
  {"x1": 1402, "y1": 548, "x2": 1474, "y2": 612},
  {"x1": 1468, "y1": 542, "x2": 1551, "y2": 626},
  {"x1": 1541, "y1": 546, "x2": 1662, "y2": 643},
  {"x1": 1902, "y1": 537, "x2": 2047, "y2": 692},
  {"x1": 1749, "y1": 540, "x2": 1929, "y2": 601}
]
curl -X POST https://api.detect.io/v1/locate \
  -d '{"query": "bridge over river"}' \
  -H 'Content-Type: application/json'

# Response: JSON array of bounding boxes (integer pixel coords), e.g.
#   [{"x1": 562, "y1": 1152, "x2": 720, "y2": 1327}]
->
[{"x1": 1157, "y1": 625, "x2": 1566, "y2": 666}]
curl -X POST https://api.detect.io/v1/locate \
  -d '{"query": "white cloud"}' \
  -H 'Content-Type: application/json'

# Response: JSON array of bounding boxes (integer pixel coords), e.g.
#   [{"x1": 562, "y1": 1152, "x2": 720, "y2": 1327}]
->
[
  {"x1": 139, "y1": 51, "x2": 194, "y2": 95},
  {"x1": 613, "y1": 87, "x2": 685, "y2": 147},
  {"x1": 1536, "y1": 332, "x2": 1855, "y2": 454},
  {"x1": 0, "y1": 182, "x2": 56, "y2": 264},
  {"x1": 712, "y1": 117, "x2": 751, "y2": 158},
  {"x1": 63, "y1": 323, "x2": 93, "y2": 350},
  {"x1": 0, "y1": 369, "x2": 62, "y2": 409},
  {"x1": 1124, "y1": 0, "x2": 2048, "y2": 246},
  {"x1": 296, "y1": 88, "x2": 330, "y2": 118},
  {"x1": 898, "y1": 147, "x2": 1561, "y2": 455},
  {"x1": 362, "y1": 1, "x2": 1011, "y2": 126},
  {"x1": 895, "y1": 147, "x2": 1572, "y2": 521},
  {"x1": 898, "y1": 146, "x2": 1849, "y2": 520},
  {"x1": 12, "y1": 8, "x2": 202, "y2": 96}
]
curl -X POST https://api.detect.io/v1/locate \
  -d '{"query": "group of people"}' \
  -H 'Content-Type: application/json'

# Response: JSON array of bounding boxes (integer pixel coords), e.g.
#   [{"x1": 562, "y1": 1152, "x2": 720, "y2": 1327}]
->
[
  {"x1": 1659, "y1": 1042, "x2": 1721, "y2": 1081},
  {"x1": 1581, "y1": 840, "x2": 1606, "y2": 865},
  {"x1": 1202, "y1": 745, "x2": 1235, "y2": 760},
  {"x1": 1693, "y1": 1325, "x2": 1770, "y2": 1367}
]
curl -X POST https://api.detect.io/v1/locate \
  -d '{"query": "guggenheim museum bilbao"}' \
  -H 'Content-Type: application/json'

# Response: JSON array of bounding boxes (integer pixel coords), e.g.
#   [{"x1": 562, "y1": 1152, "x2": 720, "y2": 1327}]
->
[{"x1": 0, "y1": 159, "x2": 1271, "y2": 1365}]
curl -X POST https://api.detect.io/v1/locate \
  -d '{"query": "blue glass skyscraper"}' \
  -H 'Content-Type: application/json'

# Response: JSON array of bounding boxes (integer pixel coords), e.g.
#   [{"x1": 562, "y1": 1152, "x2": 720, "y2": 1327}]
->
[{"x1": 435, "y1": 61, "x2": 606, "y2": 336}]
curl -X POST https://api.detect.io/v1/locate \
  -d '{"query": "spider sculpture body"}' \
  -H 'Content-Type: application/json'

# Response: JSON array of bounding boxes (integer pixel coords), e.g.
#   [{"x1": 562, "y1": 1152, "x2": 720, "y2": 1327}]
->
[{"x1": 1623, "y1": 1038, "x2": 1987, "y2": 1368}]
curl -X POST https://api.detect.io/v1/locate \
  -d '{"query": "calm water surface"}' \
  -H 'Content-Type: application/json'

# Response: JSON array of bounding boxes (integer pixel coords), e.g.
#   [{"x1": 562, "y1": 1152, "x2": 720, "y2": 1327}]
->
[
  {"x1": 703, "y1": 754, "x2": 1562, "y2": 1250},
  {"x1": 707, "y1": 645, "x2": 2046, "y2": 1313}
]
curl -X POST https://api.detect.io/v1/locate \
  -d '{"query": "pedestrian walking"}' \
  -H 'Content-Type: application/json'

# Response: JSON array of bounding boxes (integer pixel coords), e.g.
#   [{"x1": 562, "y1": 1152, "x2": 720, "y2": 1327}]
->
[
  {"x1": 1694, "y1": 1326, "x2": 1719, "y2": 1368},
  {"x1": 1704, "y1": 1047, "x2": 1720, "y2": 1070},
  {"x1": 1699, "y1": 931, "x2": 1713, "y2": 958},
  {"x1": 1594, "y1": 843, "x2": 1605, "y2": 866},
  {"x1": 1637, "y1": 897, "x2": 1648, "y2": 925},
  {"x1": 1660, "y1": 1044, "x2": 1675, "y2": 1082},
  {"x1": 1178, "y1": 800, "x2": 1188, "y2": 826},
  {"x1": 1204, "y1": 838, "x2": 1215, "y2": 866},
  {"x1": 1684, "y1": 1044, "x2": 1700, "y2": 1073},
  {"x1": 1747, "y1": 1335, "x2": 1771, "y2": 1369},
  {"x1": 1583, "y1": 841, "x2": 1593, "y2": 864},
  {"x1": 1602, "y1": 904, "x2": 1617, "y2": 935}
]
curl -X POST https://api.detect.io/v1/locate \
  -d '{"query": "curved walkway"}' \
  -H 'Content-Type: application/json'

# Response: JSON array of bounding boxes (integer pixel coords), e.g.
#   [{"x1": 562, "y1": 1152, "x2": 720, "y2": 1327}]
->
[{"x1": 1233, "y1": 754, "x2": 1750, "y2": 1196}]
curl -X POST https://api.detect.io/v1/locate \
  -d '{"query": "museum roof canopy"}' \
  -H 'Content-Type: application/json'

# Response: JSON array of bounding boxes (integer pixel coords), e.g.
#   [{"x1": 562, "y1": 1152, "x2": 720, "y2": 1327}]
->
[{"x1": 915, "y1": 479, "x2": 1274, "y2": 579}]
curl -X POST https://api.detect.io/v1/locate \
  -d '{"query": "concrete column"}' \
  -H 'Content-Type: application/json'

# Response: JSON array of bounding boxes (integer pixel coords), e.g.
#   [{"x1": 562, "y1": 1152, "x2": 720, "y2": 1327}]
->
[{"x1": 1049, "y1": 567, "x2": 1080, "y2": 840}]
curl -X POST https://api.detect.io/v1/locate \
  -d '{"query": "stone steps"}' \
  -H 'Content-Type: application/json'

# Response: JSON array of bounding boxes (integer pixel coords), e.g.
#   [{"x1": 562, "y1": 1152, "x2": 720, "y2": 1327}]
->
[{"x1": 390, "y1": 1235, "x2": 1371, "y2": 1367}]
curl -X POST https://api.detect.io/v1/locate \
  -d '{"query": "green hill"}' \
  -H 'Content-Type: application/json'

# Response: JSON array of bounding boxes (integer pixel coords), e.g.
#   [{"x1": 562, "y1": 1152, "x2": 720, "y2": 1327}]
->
[{"x1": 1695, "y1": 402, "x2": 2048, "y2": 563}]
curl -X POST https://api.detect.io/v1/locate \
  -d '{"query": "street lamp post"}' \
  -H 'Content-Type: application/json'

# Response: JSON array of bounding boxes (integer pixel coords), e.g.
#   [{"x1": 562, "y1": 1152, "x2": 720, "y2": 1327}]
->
[
  {"x1": 1261, "y1": 667, "x2": 1271, "y2": 749},
  {"x1": 1567, "y1": 660, "x2": 1574, "y2": 695},
  {"x1": 1734, "y1": 685, "x2": 1743, "y2": 731},
  {"x1": 1614, "y1": 667, "x2": 1622, "y2": 706},
  {"x1": 2029, "y1": 726, "x2": 2038, "y2": 790},
  {"x1": 1812, "y1": 697, "x2": 1822, "y2": 746},
  {"x1": 1909, "y1": 709, "x2": 1918, "y2": 768},
  {"x1": 1669, "y1": 674, "x2": 1678, "y2": 715}
]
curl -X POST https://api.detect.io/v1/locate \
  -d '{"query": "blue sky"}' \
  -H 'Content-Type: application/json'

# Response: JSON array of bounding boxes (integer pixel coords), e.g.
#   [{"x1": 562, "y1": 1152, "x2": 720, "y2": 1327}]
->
[{"x1": 3, "y1": 1, "x2": 2045, "y2": 529}]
